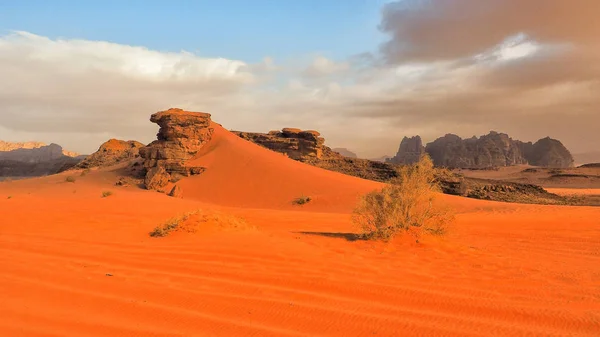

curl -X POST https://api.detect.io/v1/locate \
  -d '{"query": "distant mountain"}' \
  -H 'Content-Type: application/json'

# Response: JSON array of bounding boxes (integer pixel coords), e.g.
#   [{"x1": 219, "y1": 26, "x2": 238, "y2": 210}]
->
[
  {"x1": 0, "y1": 141, "x2": 84, "y2": 178},
  {"x1": 332, "y1": 148, "x2": 357, "y2": 158},
  {"x1": 370, "y1": 155, "x2": 392, "y2": 163},
  {"x1": 389, "y1": 131, "x2": 574, "y2": 168}
]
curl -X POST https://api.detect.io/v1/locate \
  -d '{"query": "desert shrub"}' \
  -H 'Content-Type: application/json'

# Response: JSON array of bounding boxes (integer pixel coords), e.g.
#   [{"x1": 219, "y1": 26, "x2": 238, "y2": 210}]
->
[
  {"x1": 149, "y1": 211, "x2": 196, "y2": 237},
  {"x1": 101, "y1": 190, "x2": 113, "y2": 198},
  {"x1": 293, "y1": 195, "x2": 311, "y2": 205},
  {"x1": 65, "y1": 176, "x2": 76, "y2": 183},
  {"x1": 7, "y1": 196, "x2": 12, "y2": 199},
  {"x1": 80, "y1": 169, "x2": 91, "y2": 176},
  {"x1": 352, "y1": 155, "x2": 454, "y2": 241}
]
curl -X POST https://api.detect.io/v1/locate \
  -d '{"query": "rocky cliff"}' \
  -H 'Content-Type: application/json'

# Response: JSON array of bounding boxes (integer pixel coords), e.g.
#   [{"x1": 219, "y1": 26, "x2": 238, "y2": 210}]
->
[
  {"x1": 387, "y1": 136, "x2": 425, "y2": 165},
  {"x1": 0, "y1": 142, "x2": 83, "y2": 178},
  {"x1": 139, "y1": 108, "x2": 214, "y2": 190},
  {"x1": 392, "y1": 131, "x2": 573, "y2": 169},
  {"x1": 76, "y1": 139, "x2": 145, "y2": 169}
]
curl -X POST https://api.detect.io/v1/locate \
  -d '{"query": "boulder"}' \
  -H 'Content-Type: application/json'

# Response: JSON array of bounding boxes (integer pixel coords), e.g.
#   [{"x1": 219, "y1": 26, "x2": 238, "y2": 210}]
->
[
  {"x1": 168, "y1": 185, "x2": 183, "y2": 198},
  {"x1": 145, "y1": 166, "x2": 170, "y2": 191}
]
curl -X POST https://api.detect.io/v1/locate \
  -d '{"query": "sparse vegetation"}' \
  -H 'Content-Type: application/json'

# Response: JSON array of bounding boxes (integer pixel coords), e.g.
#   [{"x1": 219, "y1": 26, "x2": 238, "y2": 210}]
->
[
  {"x1": 80, "y1": 169, "x2": 91, "y2": 176},
  {"x1": 7, "y1": 196, "x2": 12, "y2": 199},
  {"x1": 352, "y1": 155, "x2": 455, "y2": 241},
  {"x1": 293, "y1": 195, "x2": 312, "y2": 205},
  {"x1": 101, "y1": 190, "x2": 113, "y2": 198},
  {"x1": 149, "y1": 211, "x2": 198, "y2": 237},
  {"x1": 65, "y1": 176, "x2": 76, "y2": 183}
]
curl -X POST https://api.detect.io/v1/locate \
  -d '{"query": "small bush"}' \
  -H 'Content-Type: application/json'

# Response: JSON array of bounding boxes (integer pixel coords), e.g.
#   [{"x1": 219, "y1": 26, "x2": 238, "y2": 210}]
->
[
  {"x1": 150, "y1": 212, "x2": 194, "y2": 237},
  {"x1": 352, "y1": 155, "x2": 454, "y2": 241},
  {"x1": 65, "y1": 176, "x2": 76, "y2": 183},
  {"x1": 101, "y1": 190, "x2": 113, "y2": 198},
  {"x1": 7, "y1": 196, "x2": 12, "y2": 199},
  {"x1": 293, "y1": 195, "x2": 311, "y2": 205},
  {"x1": 80, "y1": 169, "x2": 91, "y2": 176}
]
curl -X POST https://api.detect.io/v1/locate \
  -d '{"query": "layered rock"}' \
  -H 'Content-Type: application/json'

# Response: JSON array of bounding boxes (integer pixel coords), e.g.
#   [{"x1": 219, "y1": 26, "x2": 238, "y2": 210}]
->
[
  {"x1": 234, "y1": 128, "x2": 325, "y2": 161},
  {"x1": 233, "y1": 128, "x2": 398, "y2": 182},
  {"x1": 76, "y1": 139, "x2": 144, "y2": 169},
  {"x1": 387, "y1": 136, "x2": 425, "y2": 165},
  {"x1": 139, "y1": 108, "x2": 214, "y2": 190}
]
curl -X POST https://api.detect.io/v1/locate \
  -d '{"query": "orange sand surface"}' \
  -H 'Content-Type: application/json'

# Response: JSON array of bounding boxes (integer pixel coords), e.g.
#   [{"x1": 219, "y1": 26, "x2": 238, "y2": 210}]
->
[
  {"x1": 547, "y1": 188, "x2": 600, "y2": 196},
  {"x1": 1, "y1": 125, "x2": 599, "y2": 336}
]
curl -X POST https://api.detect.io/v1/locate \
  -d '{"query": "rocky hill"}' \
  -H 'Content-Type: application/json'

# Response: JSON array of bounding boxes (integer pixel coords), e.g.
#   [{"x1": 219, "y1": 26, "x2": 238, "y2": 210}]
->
[
  {"x1": 76, "y1": 139, "x2": 145, "y2": 169},
  {"x1": 390, "y1": 132, "x2": 574, "y2": 169},
  {"x1": 0, "y1": 141, "x2": 83, "y2": 178}
]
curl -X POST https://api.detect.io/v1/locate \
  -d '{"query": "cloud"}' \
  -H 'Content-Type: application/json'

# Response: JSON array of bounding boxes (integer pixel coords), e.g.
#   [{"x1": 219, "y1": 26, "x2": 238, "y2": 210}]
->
[{"x1": 1, "y1": 2, "x2": 600, "y2": 160}]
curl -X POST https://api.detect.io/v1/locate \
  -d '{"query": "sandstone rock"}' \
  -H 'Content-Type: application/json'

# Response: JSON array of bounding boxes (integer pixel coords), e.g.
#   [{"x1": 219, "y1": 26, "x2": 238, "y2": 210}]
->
[
  {"x1": 140, "y1": 108, "x2": 213, "y2": 190},
  {"x1": 145, "y1": 167, "x2": 170, "y2": 191},
  {"x1": 168, "y1": 185, "x2": 183, "y2": 198},
  {"x1": 517, "y1": 137, "x2": 574, "y2": 168},
  {"x1": 76, "y1": 139, "x2": 144, "y2": 169},
  {"x1": 233, "y1": 128, "x2": 326, "y2": 161},
  {"x1": 425, "y1": 132, "x2": 528, "y2": 169},
  {"x1": 233, "y1": 128, "x2": 398, "y2": 182},
  {"x1": 388, "y1": 136, "x2": 425, "y2": 165}
]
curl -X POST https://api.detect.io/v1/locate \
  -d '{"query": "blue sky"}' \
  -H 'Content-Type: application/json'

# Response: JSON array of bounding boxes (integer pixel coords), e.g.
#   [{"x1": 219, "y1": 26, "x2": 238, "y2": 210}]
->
[{"x1": 0, "y1": 0, "x2": 388, "y2": 63}]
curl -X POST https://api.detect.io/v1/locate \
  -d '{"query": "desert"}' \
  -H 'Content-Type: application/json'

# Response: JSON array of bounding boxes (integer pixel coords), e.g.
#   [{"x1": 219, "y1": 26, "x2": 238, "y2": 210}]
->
[{"x1": 2, "y1": 1, "x2": 600, "y2": 336}]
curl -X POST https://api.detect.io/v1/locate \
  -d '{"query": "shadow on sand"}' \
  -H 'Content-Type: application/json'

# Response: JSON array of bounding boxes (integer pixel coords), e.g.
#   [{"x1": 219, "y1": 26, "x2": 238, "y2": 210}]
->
[{"x1": 295, "y1": 231, "x2": 365, "y2": 242}]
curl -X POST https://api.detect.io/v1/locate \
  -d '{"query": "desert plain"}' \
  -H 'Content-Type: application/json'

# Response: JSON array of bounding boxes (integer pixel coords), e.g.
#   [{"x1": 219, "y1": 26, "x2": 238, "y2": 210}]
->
[{"x1": 1, "y1": 116, "x2": 599, "y2": 337}]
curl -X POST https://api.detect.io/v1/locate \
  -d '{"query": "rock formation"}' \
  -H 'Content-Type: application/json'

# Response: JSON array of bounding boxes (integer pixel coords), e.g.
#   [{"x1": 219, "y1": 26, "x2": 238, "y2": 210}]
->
[
  {"x1": 76, "y1": 139, "x2": 144, "y2": 169},
  {"x1": 332, "y1": 148, "x2": 358, "y2": 158},
  {"x1": 414, "y1": 131, "x2": 573, "y2": 169},
  {"x1": 0, "y1": 141, "x2": 83, "y2": 178},
  {"x1": 424, "y1": 132, "x2": 527, "y2": 169},
  {"x1": 139, "y1": 108, "x2": 214, "y2": 190},
  {"x1": 234, "y1": 128, "x2": 325, "y2": 161},
  {"x1": 387, "y1": 136, "x2": 425, "y2": 165},
  {"x1": 516, "y1": 137, "x2": 574, "y2": 168},
  {"x1": 233, "y1": 128, "x2": 398, "y2": 182}
]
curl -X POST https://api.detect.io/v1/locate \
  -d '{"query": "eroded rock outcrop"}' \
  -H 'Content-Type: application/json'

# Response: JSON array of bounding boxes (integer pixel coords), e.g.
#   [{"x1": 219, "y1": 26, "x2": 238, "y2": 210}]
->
[
  {"x1": 387, "y1": 136, "x2": 425, "y2": 165},
  {"x1": 139, "y1": 108, "x2": 213, "y2": 190},
  {"x1": 76, "y1": 139, "x2": 144, "y2": 169},
  {"x1": 424, "y1": 132, "x2": 527, "y2": 169},
  {"x1": 233, "y1": 128, "x2": 398, "y2": 182},
  {"x1": 517, "y1": 137, "x2": 574, "y2": 168},
  {"x1": 234, "y1": 128, "x2": 325, "y2": 161}
]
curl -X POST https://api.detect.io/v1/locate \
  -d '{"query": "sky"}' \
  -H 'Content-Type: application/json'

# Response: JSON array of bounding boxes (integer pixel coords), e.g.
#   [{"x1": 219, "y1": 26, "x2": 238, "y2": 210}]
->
[{"x1": 0, "y1": 0, "x2": 598, "y2": 157}]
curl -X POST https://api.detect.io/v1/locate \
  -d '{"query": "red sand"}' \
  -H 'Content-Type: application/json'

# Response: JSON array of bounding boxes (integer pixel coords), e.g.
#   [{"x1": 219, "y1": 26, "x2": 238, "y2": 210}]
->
[{"x1": 1, "y1": 125, "x2": 599, "y2": 336}]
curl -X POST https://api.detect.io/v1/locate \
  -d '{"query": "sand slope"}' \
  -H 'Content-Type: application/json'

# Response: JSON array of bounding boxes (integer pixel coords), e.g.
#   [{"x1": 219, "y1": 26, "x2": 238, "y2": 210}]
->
[{"x1": 1, "y1": 126, "x2": 599, "y2": 336}]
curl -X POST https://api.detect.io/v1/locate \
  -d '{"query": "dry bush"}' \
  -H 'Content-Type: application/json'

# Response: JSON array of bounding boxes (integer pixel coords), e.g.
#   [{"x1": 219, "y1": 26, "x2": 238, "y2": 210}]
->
[
  {"x1": 101, "y1": 190, "x2": 113, "y2": 198},
  {"x1": 293, "y1": 195, "x2": 312, "y2": 205},
  {"x1": 352, "y1": 155, "x2": 454, "y2": 241},
  {"x1": 150, "y1": 209, "x2": 252, "y2": 237},
  {"x1": 65, "y1": 176, "x2": 76, "y2": 183}
]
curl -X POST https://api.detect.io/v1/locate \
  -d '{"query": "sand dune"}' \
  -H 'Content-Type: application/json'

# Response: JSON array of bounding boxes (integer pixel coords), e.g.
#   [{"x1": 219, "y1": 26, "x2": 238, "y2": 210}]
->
[{"x1": 1, "y1": 125, "x2": 599, "y2": 336}]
